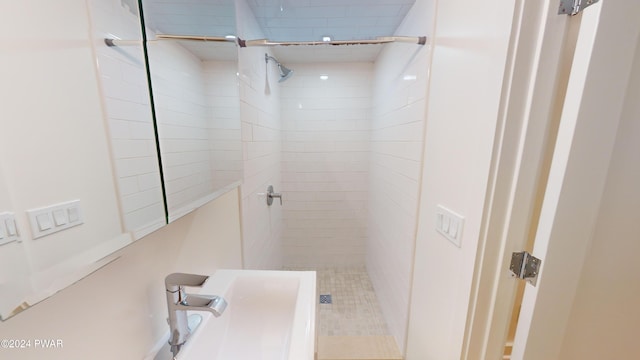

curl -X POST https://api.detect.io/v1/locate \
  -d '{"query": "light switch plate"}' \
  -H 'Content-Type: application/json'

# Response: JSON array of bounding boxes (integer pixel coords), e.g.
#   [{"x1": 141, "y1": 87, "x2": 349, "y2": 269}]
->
[
  {"x1": 27, "y1": 200, "x2": 83, "y2": 239},
  {"x1": 436, "y1": 205, "x2": 464, "y2": 247},
  {"x1": 0, "y1": 212, "x2": 20, "y2": 246}
]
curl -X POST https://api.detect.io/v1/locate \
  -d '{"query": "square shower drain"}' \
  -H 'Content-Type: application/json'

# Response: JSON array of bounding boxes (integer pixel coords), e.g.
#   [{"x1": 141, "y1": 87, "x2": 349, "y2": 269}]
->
[{"x1": 319, "y1": 294, "x2": 332, "y2": 304}]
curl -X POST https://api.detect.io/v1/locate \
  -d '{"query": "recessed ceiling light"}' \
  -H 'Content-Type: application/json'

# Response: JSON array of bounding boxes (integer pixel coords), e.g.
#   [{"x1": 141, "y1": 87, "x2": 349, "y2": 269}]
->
[
  {"x1": 322, "y1": 36, "x2": 332, "y2": 42},
  {"x1": 320, "y1": 75, "x2": 329, "y2": 80}
]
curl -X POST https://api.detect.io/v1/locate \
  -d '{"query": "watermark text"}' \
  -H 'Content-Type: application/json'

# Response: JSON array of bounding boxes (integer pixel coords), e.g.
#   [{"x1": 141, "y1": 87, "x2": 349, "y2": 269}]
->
[{"x1": 1, "y1": 339, "x2": 64, "y2": 349}]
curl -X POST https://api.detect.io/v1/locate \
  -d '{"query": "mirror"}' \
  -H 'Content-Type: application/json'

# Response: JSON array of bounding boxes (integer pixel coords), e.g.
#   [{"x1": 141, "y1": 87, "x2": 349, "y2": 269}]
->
[
  {"x1": 1, "y1": 0, "x2": 241, "y2": 319},
  {"x1": 91, "y1": 0, "x2": 166, "y2": 239},
  {"x1": 140, "y1": 0, "x2": 242, "y2": 222},
  {"x1": 0, "y1": 0, "x2": 162, "y2": 320}
]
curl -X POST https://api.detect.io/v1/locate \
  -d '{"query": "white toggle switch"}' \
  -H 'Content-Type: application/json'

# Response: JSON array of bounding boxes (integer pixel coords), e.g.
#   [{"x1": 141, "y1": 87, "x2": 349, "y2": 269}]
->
[
  {"x1": 5, "y1": 218, "x2": 17, "y2": 236},
  {"x1": 449, "y1": 219, "x2": 459, "y2": 238},
  {"x1": 36, "y1": 213, "x2": 53, "y2": 231},
  {"x1": 67, "y1": 207, "x2": 80, "y2": 223},
  {"x1": 53, "y1": 209, "x2": 68, "y2": 226},
  {"x1": 0, "y1": 224, "x2": 5, "y2": 239}
]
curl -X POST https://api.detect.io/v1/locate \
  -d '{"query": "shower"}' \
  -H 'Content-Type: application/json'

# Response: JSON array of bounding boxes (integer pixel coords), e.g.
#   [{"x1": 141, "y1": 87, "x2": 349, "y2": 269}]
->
[{"x1": 265, "y1": 53, "x2": 294, "y2": 82}]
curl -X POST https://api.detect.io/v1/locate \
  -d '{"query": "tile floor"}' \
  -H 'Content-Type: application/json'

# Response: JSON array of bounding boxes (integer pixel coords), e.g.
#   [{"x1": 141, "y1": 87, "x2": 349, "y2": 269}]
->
[
  {"x1": 318, "y1": 336, "x2": 402, "y2": 360},
  {"x1": 285, "y1": 266, "x2": 390, "y2": 337}
]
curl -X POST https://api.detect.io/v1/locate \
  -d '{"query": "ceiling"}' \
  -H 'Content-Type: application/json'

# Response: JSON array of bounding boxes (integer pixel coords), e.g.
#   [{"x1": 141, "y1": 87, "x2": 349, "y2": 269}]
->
[
  {"x1": 245, "y1": 0, "x2": 416, "y2": 42},
  {"x1": 140, "y1": 0, "x2": 417, "y2": 62},
  {"x1": 141, "y1": 0, "x2": 237, "y2": 38}
]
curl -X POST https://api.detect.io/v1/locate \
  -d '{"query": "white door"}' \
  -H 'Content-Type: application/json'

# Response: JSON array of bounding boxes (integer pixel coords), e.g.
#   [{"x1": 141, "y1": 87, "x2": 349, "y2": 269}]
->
[
  {"x1": 511, "y1": 1, "x2": 640, "y2": 358},
  {"x1": 407, "y1": 0, "x2": 640, "y2": 358},
  {"x1": 464, "y1": 0, "x2": 640, "y2": 359},
  {"x1": 463, "y1": 0, "x2": 640, "y2": 360}
]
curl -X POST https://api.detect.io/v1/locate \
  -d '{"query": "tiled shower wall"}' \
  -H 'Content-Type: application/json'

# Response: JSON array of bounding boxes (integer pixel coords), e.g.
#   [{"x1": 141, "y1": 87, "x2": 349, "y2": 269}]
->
[
  {"x1": 203, "y1": 61, "x2": 242, "y2": 190},
  {"x1": 367, "y1": 0, "x2": 434, "y2": 351},
  {"x1": 147, "y1": 41, "x2": 216, "y2": 216},
  {"x1": 236, "y1": 0, "x2": 283, "y2": 269},
  {"x1": 280, "y1": 63, "x2": 372, "y2": 267},
  {"x1": 275, "y1": 49, "x2": 429, "y2": 349},
  {"x1": 143, "y1": 42, "x2": 242, "y2": 222}
]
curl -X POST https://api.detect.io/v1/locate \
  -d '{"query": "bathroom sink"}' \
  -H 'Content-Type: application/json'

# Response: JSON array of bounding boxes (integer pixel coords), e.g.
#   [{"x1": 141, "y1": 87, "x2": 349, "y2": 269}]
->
[{"x1": 174, "y1": 269, "x2": 316, "y2": 360}]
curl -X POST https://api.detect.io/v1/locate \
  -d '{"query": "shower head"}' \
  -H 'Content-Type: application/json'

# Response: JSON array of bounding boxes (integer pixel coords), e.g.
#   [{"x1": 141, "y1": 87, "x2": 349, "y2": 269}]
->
[
  {"x1": 265, "y1": 53, "x2": 294, "y2": 83},
  {"x1": 277, "y1": 63, "x2": 294, "y2": 82}
]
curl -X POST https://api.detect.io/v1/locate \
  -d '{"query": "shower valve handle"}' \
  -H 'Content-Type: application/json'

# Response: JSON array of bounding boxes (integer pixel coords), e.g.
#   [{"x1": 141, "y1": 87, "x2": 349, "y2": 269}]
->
[{"x1": 266, "y1": 185, "x2": 282, "y2": 206}]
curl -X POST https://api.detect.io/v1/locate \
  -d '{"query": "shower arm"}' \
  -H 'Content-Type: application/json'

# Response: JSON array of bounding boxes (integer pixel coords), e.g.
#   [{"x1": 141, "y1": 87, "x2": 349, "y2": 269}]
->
[{"x1": 265, "y1": 54, "x2": 280, "y2": 65}]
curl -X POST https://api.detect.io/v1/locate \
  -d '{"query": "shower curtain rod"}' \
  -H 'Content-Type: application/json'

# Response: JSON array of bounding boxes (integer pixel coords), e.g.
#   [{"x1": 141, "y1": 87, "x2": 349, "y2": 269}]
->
[
  {"x1": 155, "y1": 34, "x2": 237, "y2": 42},
  {"x1": 104, "y1": 38, "x2": 141, "y2": 47},
  {"x1": 105, "y1": 35, "x2": 426, "y2": 48},
  {"x1": 104, "y1": 35, "x2": 234, "y2": 47},
  {"x1": 237, "y1": 36, "x2": 427, "y2": 47}
]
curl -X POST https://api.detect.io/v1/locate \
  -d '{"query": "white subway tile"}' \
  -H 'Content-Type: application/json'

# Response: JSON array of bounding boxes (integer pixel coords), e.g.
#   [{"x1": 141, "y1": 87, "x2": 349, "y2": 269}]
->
[
  {"x1": 120, "y1": 61, "x2": 148, "y2": 88},
  {"x1": 138, "y1": 172, "x2": 162, "y2": 191},
  {"x1": 121, "y1": 188, "x2": 165, "y2": 213},
  {"x1": 241, "y1": 122, "x2": 253, "y2": 142},
  {"x1": 123, "y1": 202, "x2": 165, "y2": 231},
  {"x1": 128, "y1": 121, "x2": 156, "y2": 140},
  {"x1": 111, "y1": 139, "x2": 154, "y2": 159},
  {"x1": 96, "y1": 53, "x2": 121, "y2": 79},
  {"x1": 118, "y1": 176, "x2": 139, "y2": 196},
  {"x1": 108, "y1": 119, "x2": 131, "y2": 139},
  {"x1": 105, "y1": 98, "x2": 153, "y2": 122},
  {"x1": 116, "y1": 156, "x2": 158, "y2": 178}
]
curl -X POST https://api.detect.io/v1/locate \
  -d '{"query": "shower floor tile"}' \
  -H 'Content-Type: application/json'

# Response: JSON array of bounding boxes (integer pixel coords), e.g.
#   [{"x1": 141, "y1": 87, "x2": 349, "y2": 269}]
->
[{"x1": 285, "y1": 266, "x2": 390, "y2": 337}]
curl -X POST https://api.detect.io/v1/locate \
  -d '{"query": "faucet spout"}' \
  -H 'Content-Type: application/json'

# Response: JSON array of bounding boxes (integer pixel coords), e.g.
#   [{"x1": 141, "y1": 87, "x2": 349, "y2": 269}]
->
[{"x1": 164, "y1": 273, "x2": 228, "y2": 357}]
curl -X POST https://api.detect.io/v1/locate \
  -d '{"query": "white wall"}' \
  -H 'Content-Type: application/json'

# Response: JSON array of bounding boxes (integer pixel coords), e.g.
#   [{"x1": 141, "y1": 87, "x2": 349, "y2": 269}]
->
[
  {"x1": 0, "y1": 188, "x2": 243, "y2": 359},
  {"x1": 0, "y1": 161, "x2": 32, "y2": 316},
  {"x1": 366, "y1": 0, "x2": 435, "y2": 352},
  {"x1": 557, "y1": 33, "x2": 640, "y2": 360},
  {"x1": 280, "y1": 63, "x2": 371, "y2": 268},
  {"x1": 236, "y1": 0, "x2": 283, "y2": 269},
  {"x1": 405, "y1": 0, "x2": 515, "y2": 358},
  {"x1": 88, "y1": 0, "x2": 166, "y2": 240}
]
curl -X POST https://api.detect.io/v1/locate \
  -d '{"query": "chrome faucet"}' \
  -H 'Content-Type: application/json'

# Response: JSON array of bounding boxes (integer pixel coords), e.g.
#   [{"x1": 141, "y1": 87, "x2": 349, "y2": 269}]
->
[
  {"x1": 266, "y1": 185, "x2": 283, "y2": 206},
  {"x1": 165, "y1": 273, "x2": 228, "y2": 357}
]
